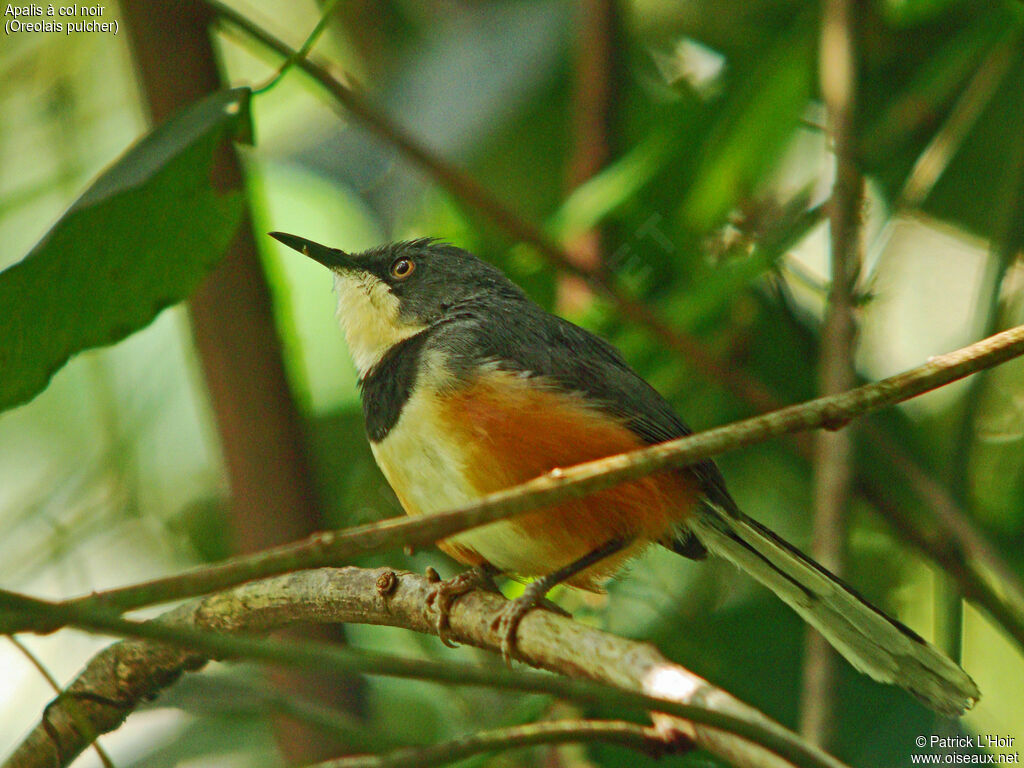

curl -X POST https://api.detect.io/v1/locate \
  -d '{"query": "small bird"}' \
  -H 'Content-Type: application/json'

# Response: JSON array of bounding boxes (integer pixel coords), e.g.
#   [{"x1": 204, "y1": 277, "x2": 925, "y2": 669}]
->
[{"x1": 270, "y1": 231, "x2": 978, "y2": 716}]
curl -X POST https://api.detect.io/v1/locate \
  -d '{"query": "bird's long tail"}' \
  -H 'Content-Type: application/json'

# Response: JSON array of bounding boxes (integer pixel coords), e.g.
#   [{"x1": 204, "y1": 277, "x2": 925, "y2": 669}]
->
[{"x1": 687, "y1": 502, "x2": 980, "y2": 716}]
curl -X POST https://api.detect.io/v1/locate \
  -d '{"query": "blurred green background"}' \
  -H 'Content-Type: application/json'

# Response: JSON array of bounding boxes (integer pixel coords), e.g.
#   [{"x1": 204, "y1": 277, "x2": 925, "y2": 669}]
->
[{"x1": 2, "y1": 0, "x2": 1023, "y2": 766}]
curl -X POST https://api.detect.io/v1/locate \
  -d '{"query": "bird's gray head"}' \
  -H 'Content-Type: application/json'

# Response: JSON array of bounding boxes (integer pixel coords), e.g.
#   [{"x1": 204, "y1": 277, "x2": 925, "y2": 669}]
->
[{"x1": 269, "y1": 232, "x2": 526, "y2": 374}]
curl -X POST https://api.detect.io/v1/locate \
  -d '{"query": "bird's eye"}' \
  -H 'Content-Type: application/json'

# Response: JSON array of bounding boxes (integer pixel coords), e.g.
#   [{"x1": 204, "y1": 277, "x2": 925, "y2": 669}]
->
[{"x1": 390, "y1": 257, "x2": 415, "y2": 279}]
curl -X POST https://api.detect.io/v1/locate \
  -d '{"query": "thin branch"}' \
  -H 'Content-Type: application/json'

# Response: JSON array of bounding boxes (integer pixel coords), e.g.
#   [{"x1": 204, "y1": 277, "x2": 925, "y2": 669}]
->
[
  {"x1": 253, "y1": 0, "x2": 341, "y2": 95},
  {"x1": 801, "y1": 0, "x2": 862, "y2": 746},
  {"x1": 3, "y1": 567, "x2": 847, "y2": 768},
  {"x1": 2, "y1": 325, "x2": 1024, "y2": 638},
  {"x1": 310, "y1": 719, "x2": 664, "y2": 768}
]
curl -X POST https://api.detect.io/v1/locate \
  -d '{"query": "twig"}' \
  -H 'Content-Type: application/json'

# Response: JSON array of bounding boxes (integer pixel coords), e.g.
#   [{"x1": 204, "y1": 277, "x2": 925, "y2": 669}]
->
[
  {"x1": 3, "y1": 567, "x2": 848, "y2": 768},
  {"x1": 309, "y1": 719, "x2": 663, "y2": 768},
  {"x1": 253, "y1": 0, "x2": 341, "y2": 95},
  {"x1": 800, "y1": 0, "x2": 862, "y2": 746},
  {"x1": 2, "y1": 325, "x2": 1024, "y2": 638}
]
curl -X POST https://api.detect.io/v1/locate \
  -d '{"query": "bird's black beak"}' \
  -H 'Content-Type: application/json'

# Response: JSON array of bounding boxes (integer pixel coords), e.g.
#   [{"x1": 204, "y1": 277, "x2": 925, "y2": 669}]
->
[{"x1": 269, "y1": 232, "x2": 354, "y2": 270}]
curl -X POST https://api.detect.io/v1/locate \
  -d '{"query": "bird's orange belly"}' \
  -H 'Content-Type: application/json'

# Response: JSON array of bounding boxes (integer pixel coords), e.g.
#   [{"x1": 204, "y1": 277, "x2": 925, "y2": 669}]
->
[{"x1": 372, "y1": 371, "x2": 699, "y2": 589}]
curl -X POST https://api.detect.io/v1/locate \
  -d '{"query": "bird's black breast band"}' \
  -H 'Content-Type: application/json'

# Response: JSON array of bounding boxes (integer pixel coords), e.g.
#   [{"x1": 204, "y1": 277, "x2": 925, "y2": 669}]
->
[{"x1": 359, "y1": 330, "x2": 430, "y2": 442}]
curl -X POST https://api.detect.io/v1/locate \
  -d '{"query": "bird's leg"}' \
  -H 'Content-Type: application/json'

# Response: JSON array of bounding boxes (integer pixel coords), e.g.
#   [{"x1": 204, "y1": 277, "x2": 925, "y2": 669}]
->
[
  {"x1": 494, "y1": 538, "x2": 629, "y2": 664},
  {"x1": 425, "y1": 563, "x2": 502, "y2": 648}
]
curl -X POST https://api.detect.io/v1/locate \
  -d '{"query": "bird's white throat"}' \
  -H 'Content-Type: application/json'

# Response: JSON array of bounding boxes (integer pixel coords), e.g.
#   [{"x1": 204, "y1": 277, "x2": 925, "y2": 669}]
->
[{"x1": 333, "y1": 270, "x2": 426, "y2": 376}]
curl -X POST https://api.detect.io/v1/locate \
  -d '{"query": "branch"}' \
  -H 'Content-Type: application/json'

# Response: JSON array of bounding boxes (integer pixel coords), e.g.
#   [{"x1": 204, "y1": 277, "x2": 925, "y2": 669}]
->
[
  {"x1": 4, "y1": 567, "x2": 847, "y2": 768},
  {"x1": 801, "y1": 0, "x2": 862, "y2": 745},
  {"x1": 2, "y1": 325, "x2": 1024, "y2": 638}
]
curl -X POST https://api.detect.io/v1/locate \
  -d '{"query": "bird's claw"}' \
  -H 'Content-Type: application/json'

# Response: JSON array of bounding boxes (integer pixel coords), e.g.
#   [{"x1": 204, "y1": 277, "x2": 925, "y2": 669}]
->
[
  {"x1": 425, "y1": 566, "x2": 499, "y2": 648},
  {"x1": 489, "y1": 586, "x2": 570, "y2": 665}
]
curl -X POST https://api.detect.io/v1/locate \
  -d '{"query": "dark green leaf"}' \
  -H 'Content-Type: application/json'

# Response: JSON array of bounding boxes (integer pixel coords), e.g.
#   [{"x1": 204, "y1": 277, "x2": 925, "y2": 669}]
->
[{"x1": 0, "y1": 87, "x2": 252, "y2": 413}]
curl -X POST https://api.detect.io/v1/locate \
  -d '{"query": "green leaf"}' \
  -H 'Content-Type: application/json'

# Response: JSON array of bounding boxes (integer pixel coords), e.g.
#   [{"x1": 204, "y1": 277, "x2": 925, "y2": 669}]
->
[
  {"x1": 0, "y1": 87, "x2": 252, "y2": 413},
  {"x1": 679, "y1": 20, "x2": 815, "y2": 232}
]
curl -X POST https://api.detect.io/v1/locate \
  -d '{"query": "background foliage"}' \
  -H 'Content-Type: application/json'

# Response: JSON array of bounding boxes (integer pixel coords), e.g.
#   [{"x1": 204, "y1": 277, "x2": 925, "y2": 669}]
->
[{"x1": 1, "y1": 1, "x2": 1023, "y2": 766}]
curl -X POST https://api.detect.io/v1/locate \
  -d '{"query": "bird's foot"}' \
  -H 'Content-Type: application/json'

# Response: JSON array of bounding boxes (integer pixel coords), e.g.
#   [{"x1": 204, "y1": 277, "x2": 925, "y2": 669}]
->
[
  {"x1": 425, "y1": 565, "x2": 500, "y2": 648},
  {"x1": 490, "y1": 581, "x2": 570, "y2": 665}
]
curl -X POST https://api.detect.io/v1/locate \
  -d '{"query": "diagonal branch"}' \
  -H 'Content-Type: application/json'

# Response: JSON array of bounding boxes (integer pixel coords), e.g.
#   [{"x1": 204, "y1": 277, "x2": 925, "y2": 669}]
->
[
  {"x1": 3, "y1": 567, "x2": 848, "y2": 768},
  {"x1": 2, "y1": 325, "x2": 1024, "y2": 639}
]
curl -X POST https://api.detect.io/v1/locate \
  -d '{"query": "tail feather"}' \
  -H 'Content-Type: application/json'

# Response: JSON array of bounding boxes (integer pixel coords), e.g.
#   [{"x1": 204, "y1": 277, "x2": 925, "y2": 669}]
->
[{"x1": 687, "y1": 502, "x2": 980, "y2": 716}]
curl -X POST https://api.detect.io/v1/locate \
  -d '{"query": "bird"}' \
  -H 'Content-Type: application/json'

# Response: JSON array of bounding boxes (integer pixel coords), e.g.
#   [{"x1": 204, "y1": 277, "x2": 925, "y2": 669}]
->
[{"x1": 269, "y1": 231, "x2": 979, "y2": 717}]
